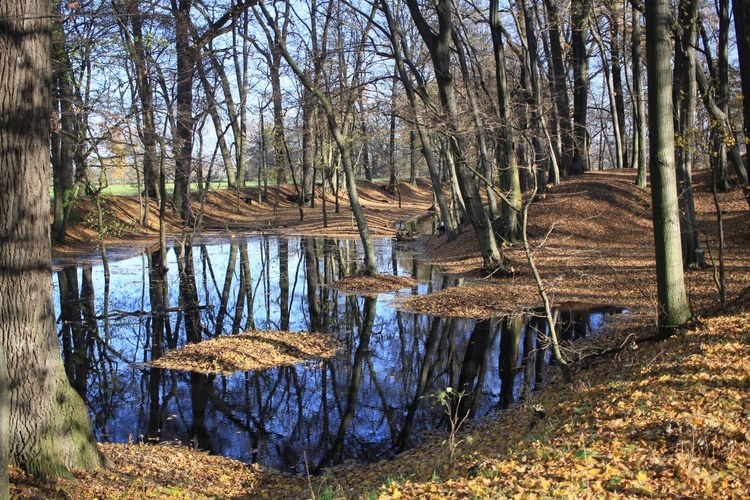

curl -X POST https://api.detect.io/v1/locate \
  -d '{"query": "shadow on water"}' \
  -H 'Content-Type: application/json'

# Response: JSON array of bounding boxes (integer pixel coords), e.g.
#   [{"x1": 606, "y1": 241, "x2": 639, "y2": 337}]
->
[{"x1": 53, "y1": 233, "x2": 625, "y2": 474}]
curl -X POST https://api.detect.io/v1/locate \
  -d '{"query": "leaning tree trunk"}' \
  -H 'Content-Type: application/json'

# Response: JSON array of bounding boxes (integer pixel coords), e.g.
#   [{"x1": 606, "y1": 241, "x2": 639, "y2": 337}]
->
[
  {"x1": 259, "y1": 0, "x2": 378, "y2": 273},
  {"x1": 645, "y1": 0, "x2": 692, "y2": 331},
  {"x1": 0, "y1": 0, "x2": 106, "y2": 477}
]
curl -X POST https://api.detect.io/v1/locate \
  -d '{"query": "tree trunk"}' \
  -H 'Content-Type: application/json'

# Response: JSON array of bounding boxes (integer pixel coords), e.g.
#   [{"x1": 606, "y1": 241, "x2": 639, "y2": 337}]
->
[
  {"x1": 733, "y1": 0, "x2": 750, "y2": 178},
  {"x1": 645, "y1": 0, "x2": 692, "y2": 331},
  {"x1": 379, "y1": 0, "x2": 457, "y2": 240},
  {"x1": 544, "y1": 0, "x2": 575, "y2": 177},
  {"x1": 405, "y1": 0, "x2": 506, "y2": 272},
  {"x1": 571, "y1": 0, "x2": 592, "y2": 175},
  {"x1": 713, "y1": 0, "x2": 731, "y2": 191},
  {"x1": 633, "y1": 6, "x2": 648, "y2": 187},
  {"x1": 0, "y1": 0, "x2": 106, "y2": 476},
  {"x1": 51, "y1": 4, "x2": 76, "y2": 240},
  {"x1": 608, "y1": 0, "x2": 628, "y2": 169},
  {"x1": 673, "y1": 0, "x2": 701, "y2": 268},
  {"x1": 259, "y1": 1, "x2": 378, "y2": 273},
  {"x1": 173, "y1": 0, "x2": 196, "y2": 221},
  {"x1": 489, "y1": 0, "x2": 521, "y2": 241}
]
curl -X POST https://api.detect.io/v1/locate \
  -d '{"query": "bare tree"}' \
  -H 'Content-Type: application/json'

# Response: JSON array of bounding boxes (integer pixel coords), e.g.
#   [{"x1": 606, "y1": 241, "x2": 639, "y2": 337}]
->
[{"x1": 645, "y1": 0, "x2": 692, "y2": 332}]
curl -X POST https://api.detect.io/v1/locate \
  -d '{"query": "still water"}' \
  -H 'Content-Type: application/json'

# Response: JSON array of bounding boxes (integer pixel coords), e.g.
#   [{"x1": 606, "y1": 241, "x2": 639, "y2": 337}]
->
[{"x1": 53, "y1": 233, "x2": 622, "y2": 473}]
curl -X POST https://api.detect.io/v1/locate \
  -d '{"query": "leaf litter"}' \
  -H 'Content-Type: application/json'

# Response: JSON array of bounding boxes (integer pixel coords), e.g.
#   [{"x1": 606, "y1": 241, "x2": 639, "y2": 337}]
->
[{"x1": 147, "y1": 330, "x2": 341, "y2": 374}]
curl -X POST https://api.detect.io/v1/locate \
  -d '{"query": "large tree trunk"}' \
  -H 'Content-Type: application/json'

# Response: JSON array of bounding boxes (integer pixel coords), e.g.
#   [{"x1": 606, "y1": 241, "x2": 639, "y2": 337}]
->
[
  {"x1": 733, "y1": 0, "x2": 750, "y2": 178},
  {"x1": 173, "y1": 0, "x2": 196, "y2": 221},
  {"x1": 644, "y1": 0, "x2": 692, "y2": 331},
  {"x1": 0, "y1": 0, "x2": 106, "y2": 477}
]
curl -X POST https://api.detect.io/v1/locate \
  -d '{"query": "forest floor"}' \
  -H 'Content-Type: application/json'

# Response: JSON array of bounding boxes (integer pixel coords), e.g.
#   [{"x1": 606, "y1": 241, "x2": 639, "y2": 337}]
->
[{"x1": 12, "y1": 169, "x2": 750, "y2": 498}]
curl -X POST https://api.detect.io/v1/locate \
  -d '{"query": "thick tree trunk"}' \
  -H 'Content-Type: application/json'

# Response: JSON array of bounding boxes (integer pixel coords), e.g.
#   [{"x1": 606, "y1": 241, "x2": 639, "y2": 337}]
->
[
  {"x1": 173, "y1": 0, "x2": 196, "y2": 221},
  {"x1": 0, "y1": 0, "x2": 106, "y2": 477},
  {"x1": 733, "y1": 0, "x2": 750, "y2": 178},
  {"x1": 645, "y1": 0, "x2": 692, "y2": 331}
]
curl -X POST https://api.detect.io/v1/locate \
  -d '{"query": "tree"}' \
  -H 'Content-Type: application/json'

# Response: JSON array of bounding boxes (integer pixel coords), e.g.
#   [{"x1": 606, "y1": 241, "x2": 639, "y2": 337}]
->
[
  {"x1": 489, "y1": 0, "x2": 522, "y2": 241},
  {"x1": 378, "y1": 0, "x2": 458, "y2": 241},
  {"x1": 673, "y1": 0, "x2": 701, "y2": 268},
  {"x1": 258, "y1": 0, "x2": 378, "y2": 274},
  {"x1": 571, "y1": 0, "x2": 592, "y2": 175},
  {"x1": 404, "y1": 0, "x2": 507, "y2": 272},
  {"x1": 544, "y1": 0, "x2": 575, "y2": 177},
  {"x1": 644, "y1": 0, "x2": 692, "y2": 331},
  {"x1": 0, "y1": 0, "x2": 106, "y2": 476},
  {"x1": 733, "y1": 0, "x2": 750, "y2": 183},
  {"x1": 632, "y1": 4, "x2": 648, "y2": 187}
]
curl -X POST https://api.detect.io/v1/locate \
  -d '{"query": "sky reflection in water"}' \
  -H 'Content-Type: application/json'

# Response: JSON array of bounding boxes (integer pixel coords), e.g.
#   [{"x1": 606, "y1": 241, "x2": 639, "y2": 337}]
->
[{"x1": 52, "y1": 233, "x2": 621, "y2": 473}]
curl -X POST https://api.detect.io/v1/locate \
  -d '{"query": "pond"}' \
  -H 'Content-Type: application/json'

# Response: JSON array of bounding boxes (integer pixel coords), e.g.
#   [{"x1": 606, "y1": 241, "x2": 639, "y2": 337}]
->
[{"x1": 52, "y1": 233, "x2": 624, "y2": 474}]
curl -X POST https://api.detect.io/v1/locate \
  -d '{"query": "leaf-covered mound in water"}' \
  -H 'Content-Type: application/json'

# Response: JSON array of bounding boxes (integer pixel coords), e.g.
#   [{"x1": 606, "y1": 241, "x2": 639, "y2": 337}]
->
[
  {"x1": 330, "y1": 273, "x2": 418, "y2": 294},
  {"x1": 148, "y1": 330, "x2": 340, "y2": 374}
]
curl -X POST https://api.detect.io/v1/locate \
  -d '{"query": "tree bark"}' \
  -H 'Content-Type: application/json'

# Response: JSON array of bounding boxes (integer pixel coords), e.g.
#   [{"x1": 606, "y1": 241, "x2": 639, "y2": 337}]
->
[
  {"x1": 645, "y1": 0, "x2": 692, "y2": 331},
  {"x1": 172, "y1": 0, "x2": 196, "y2": 221},
  {"x1": 571, "y1": 0, "x2": 592, "y2": 175},
  {"x1": 489, "y1": 0, "x2": 521, "y2": 241},
  {"x1": 632, "y1": 6, "x2": 648, "y2": 187},
  {"x1": 544, "y1": 0, "x2": 575, "y2": 177},
  {"x1": 0, "y1": 0, "x2": 106, "y2": 476},
  {"x1": 733, "y1": 0, "x2": 750, "y2": 178},
  {"x1": 673, "y1": 0, "x2": 701, "y2": 268}
]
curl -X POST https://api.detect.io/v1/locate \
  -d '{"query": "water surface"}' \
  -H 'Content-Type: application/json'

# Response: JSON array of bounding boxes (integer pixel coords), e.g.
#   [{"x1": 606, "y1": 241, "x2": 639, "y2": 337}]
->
[{"x1": 53, "y1": 233, "x2": 622, "y2": 473}]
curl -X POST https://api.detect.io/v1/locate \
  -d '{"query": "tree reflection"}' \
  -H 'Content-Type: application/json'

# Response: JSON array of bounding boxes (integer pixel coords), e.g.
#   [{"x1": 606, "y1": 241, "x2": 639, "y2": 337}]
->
[{"x1": 53, "y1": 234, "x2": 624, "y2": 473}]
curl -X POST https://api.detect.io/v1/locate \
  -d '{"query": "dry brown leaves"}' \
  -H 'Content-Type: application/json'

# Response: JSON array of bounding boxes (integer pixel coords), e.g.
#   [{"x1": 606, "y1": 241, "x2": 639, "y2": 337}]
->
[
  {"x1": 148, "y1": 330, "x2": 340, "y2": 374},
  {"x1": 329, "y1": 273, "x2": 418, "y2": 295}
]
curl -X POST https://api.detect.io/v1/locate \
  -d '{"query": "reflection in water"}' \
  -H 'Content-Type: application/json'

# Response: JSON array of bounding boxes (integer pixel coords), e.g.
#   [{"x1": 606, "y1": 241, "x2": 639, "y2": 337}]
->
[{"x1": 53, "y1": 234, "x2": 624, "y2": 473}]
